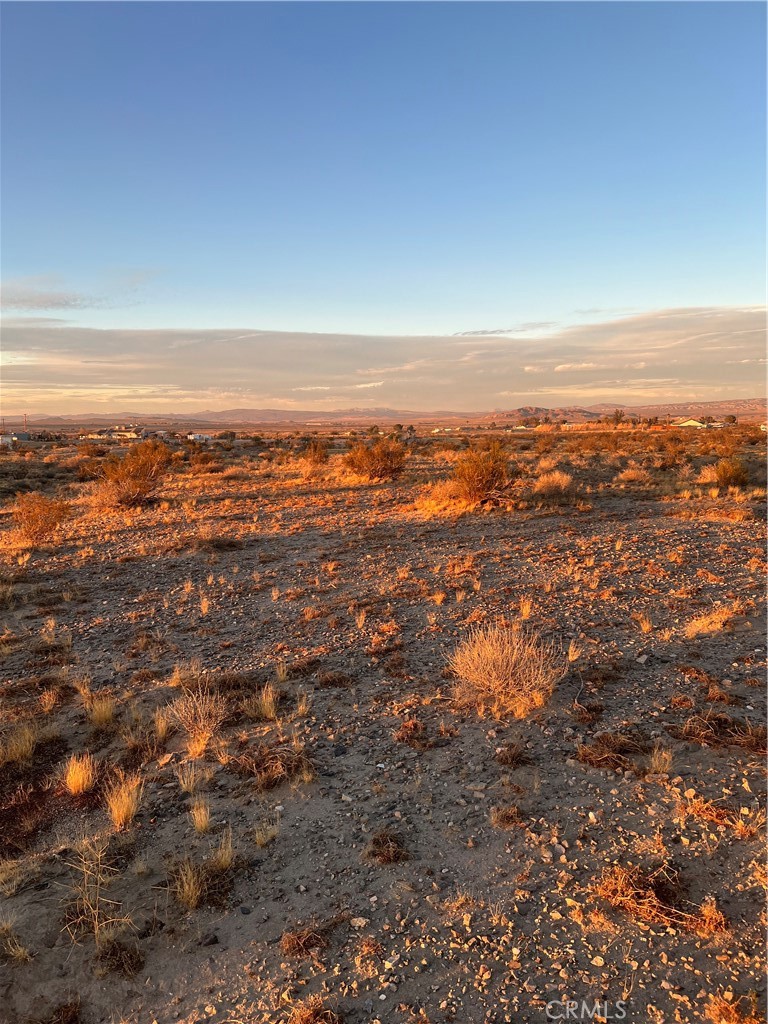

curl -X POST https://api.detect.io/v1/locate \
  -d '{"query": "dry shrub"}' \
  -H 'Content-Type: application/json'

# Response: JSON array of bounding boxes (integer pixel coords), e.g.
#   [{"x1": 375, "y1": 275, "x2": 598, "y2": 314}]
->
[
  {"x1": 494, "y1": 740, "x2": 531, "y2": 768},
  {"x1": 675, "y1": 709, "x2": 766, "y2": 753},
  {"x1": 33, "y1": 1000, "x2": 83, "y2": 1024},
  {"x1": 680, "y1": 797, "x2": 766, "y2": 840},
  {"x1": 231, "y1": 739, "x2": 313, "y2": 791},
  {"x1": 63, "y1": 838, "x2": 132, "y2": 945},
  {"x1": 96, "y1": 439, "x2": 171, "y2": 507},
  {"x1": 533, "y1": 469, "x2": 575, "y2": 503},
  {"x1": 576, "y1": 729, "x2": 650, "y2": 773},
  {"x1": 63, "y1": 753, "x2": 97, "y2": 796},
  {"x1": 280, "y1": 923, "x2": 326, "y2": 958},
  {"x1": 286, "y1": 994, "x2": 343, "y2": 1024},
  {"x1": 363, "y1": 829, "x2": 409, "y2": 865},
  {"x1": 449, "y1": 443, "x2": 509, "y2": 503},
  {"x1": 12, "y1": 492, "x2": 71, "y2": 544},
  {"x1": 449, "y1": 622, "x2": 565, "y2": 719},
  {"x1": 595, "y1": 862, "x2": 727, "y2": 936},
  {"x1": 303, "y1": 438, "x2": 329, "y2": 467},
  {"x1": 705, "y1": 994, "x2": 764, "y2": 1024},
  {"x1": 169, "y1": 686, "x2": 227, "y2": 756},
  {"x1": 490, "y1": 805, "x2": 522, "y2": 829},
  {"x1": 344, "y1": 439, "x2": 406, "y2": 480},
  {"x1": 392, "y1": 717, "x2": 433, "y2": 750},
  {"x1": 697, "y1": 457, "x2": 750, "y2": 489},
  {"x1": 94, "y1": 934, "x2": 145, "y2": 977},
  {"x1": 615, "y1": 464, "x2": 653, "y2": 485}
]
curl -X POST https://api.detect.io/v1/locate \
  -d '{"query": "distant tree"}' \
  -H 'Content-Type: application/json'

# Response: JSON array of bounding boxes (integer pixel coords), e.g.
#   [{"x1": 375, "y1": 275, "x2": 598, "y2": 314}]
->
[
  {"x1": 611, "y1": 408, "x2": 626, "y2": 428},
  {"x1": 724, "y1": 414, "x2": 737, "y2": 424}
]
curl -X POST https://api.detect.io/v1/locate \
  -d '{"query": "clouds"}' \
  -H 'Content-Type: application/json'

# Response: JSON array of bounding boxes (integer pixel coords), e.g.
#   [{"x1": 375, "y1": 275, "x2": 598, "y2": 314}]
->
[
  {"x1": 1, "y1": 305, "x2": 764, "y2": 414},
  {"x1": 0, "y1": 270, "x2": 160, "y2": 313},
  {"x1": 1, "y1": 277, "x2": 101, "y2": 311}
]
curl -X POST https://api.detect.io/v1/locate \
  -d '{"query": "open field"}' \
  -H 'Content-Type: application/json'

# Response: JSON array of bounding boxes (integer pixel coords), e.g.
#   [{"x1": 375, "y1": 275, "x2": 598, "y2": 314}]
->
[{"x1": 0, "y1": 427, "x2": 766, "y2": 1024}]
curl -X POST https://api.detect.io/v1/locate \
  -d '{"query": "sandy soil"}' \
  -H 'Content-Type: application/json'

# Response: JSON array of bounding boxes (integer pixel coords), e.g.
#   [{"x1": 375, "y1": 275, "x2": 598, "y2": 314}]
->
[{"x1": 0, "y1": 429, "x2": 765, "y2": 1024}]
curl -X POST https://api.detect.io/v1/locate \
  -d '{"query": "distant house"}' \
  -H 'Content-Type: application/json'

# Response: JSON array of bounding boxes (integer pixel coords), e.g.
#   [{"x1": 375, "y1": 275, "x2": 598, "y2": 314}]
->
[
  {"x1": 676, "y1": 419, "x2": 707, "y2": 429},
  {"x1": 0, "y1": 432, "x2": 29, "y2": 446},
  {"x1": 187, "y1": 433, "x2": 212, "y2": 443}
]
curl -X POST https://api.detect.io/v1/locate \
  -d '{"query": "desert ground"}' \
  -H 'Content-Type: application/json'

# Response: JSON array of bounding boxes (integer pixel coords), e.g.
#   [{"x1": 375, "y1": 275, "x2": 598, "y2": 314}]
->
[{"x1": 0, "y1": 426, "x2": 765, "y2": 1024}]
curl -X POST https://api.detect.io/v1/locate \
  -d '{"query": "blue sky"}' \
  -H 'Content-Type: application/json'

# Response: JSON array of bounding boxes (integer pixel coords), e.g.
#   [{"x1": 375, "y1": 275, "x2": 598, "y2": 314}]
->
[{"x1": 1, "y1": 2, "x2": 765, "y2": 412}]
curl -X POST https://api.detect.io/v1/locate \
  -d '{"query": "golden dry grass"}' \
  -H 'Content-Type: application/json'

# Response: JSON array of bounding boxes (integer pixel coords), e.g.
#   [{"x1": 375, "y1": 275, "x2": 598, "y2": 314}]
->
[
  {"x1": 63, "y1": 752, "x2": 97, "y2": 796},
  {"x1": 104, "y1": 771, "x2": 143, "y2": 830},
  {"x1": 450, "y1": 622, "x2": 565, "y2": 719}
]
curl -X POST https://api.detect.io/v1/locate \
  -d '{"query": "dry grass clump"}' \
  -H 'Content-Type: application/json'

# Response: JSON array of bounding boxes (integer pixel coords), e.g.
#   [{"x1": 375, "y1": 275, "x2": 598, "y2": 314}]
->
[
  {"x1": 675, "y1": 709, "x2": 766, "y2": 753},
  {"x1": 96, "y1": 439, "x2": 171, "y2": 508},
  {"x1": 63, "y1": 753, "x2": 97, "y2": 796},
  {"x1": 0, "y1": 859, "x2": 35, "y2": 897},
  {"x1": 286, "y1": 994, "x2": 343, "y2": 1024},
  {"x1": 12, "y1": 492, "x2": 71, "y2": 544},
  {"x1": 684, "y1": 599, "x2": 750, "y2": 639},
  {"x1": 104, "y1": 770, "x2": 143, "y2": 830},
  {"x1": 169, "y1": 830, "x2": 236, "y2": 909},
  {"x1": 595, "y1": 862, "x2": 727, "y2": 937},
  {"x1": 576, "y1": 729, "x2": 650, "y2": 773},
  {"x1": 615, "y1": 463, "x2": 653, "y2": 485},
  {"x1": 87, "y1": 696, "x2": 116, "y2": 730},
  {"x1": 169, "y1": 686, "x2": 228, "y2": 756},
  {"x1": 280, "y1": 922, "x2": 327, "y2": 958},
  {"x1": 93, "y1": 934, "x2": 145, "y2": 977},
  {"x1": 176, "y1": 761, "x2": 213, "y2": 794},
  {"x1": 490, "y1": 805, "x2": 522, "y2": 829},
  {"x1": 705, "y1": 994, "x2": 764, "y2": 1024},
  {"x1": 449, "y1": 622, "x2": 565, "y2": 719},
  {"x1": 679, "y1": 797, "x2": 766, "y2": 840},
  {"x1": 0, "y1": 721, "x2": 41, "y2": 767},
  {"x1": 494, "y1": 740, "x2": 531, "y2": 768},
  {"x1": 231, "y1": 739, "x2": 314, "y2": 791},
  {"x1": 242, "y1": 681, "x2": 282, "y2": 721},
  {"x1": 0, "y1": 915, "x2": 33, "y2": 963},
  {"x1": 254, "y1": 812, "x2": 281, "y2": 848},
  {"x1": 189, "y1": 797, "x2": 211, "y2": 833},
  {"x1": 363, "y1": 829, "x2": 409, "y2": 865},
  {"x1": 344, "y1": 439, "x2": 406, "y2": 480},
  {"x1": 449, "y1": 443, "x2": 509, "y2": 503},
  {"x1": 532, "y1": 469, "x2": 575, "y2": 503}
]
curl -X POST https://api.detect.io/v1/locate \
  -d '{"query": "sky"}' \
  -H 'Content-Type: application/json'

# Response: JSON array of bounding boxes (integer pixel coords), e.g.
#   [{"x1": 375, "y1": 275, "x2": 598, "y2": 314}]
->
[{"x1": 1, "y1": 1, "x2": 765, "y2": 414}]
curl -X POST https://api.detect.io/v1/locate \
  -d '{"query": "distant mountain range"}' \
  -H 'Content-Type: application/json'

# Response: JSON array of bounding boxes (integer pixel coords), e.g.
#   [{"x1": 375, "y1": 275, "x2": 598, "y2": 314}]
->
[{"x1": 7, "y1": 397, "x2": 766, "y2": 427}]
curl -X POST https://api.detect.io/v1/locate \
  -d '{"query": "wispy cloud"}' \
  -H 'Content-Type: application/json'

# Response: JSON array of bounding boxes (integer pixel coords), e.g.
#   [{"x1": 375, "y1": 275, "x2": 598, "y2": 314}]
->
[
  {"x1": 1, "y1": 305, "x2": 764, "y2": 413},
  {"x1": 554, "y1": 362, "x2": 606, "y2": 372}
]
